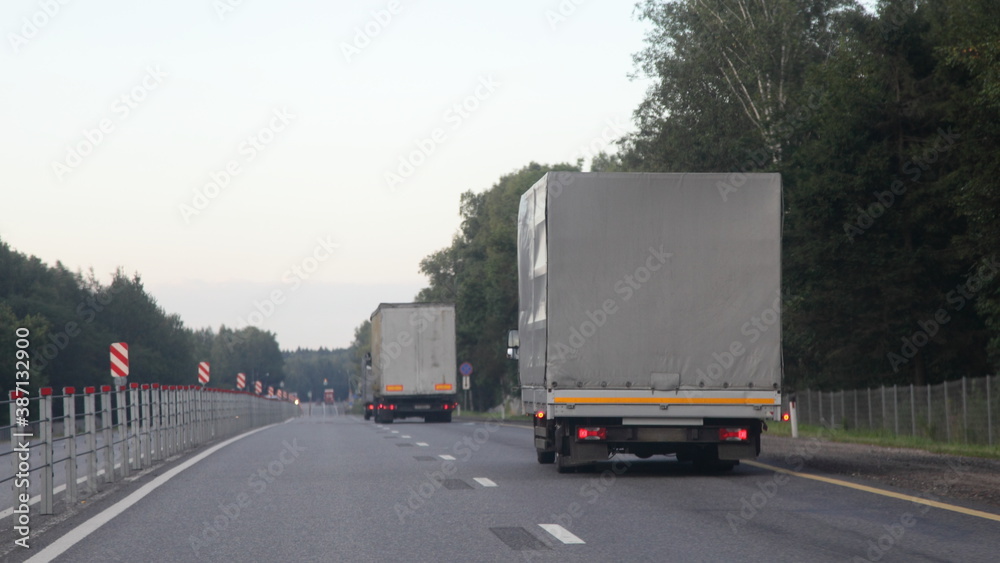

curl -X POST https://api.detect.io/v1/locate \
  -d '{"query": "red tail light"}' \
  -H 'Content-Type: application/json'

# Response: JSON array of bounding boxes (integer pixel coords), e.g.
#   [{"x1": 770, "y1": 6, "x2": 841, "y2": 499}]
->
[
  {"x1": 781, "y1": 412, "x2": 790, "y2": 422},
  {"x1": 719, "y1": 428, "x2": 749, "y2": 441},
  {"x1": 535, "y1": 410, "x2": 545, "y2": 420},
  {"x1": 577, "y1": 427, "x2": 606, "y2": 441},
  {"x1": 390, "y1": 404, "x2": 396, "y2": 410},
  {"x1": 443, "y1": 403, "x2": 450, "y2": 410}
]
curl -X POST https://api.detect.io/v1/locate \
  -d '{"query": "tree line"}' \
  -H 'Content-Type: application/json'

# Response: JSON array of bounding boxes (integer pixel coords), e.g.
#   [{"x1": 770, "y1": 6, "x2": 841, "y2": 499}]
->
[
  {"x1": 0, "y1": 239, "x2": 286, "y2": 398},
  {"x1": 398, "y1": 0, "x2": 1000, "y2": 405}
]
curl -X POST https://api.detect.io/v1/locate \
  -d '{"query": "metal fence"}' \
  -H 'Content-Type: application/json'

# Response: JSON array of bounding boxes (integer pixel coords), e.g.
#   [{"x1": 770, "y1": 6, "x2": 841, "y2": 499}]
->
[
  {"x1": 795, "y1": 375, "x2": 998, "y2": 446},
  {"x1": 2, "y1": 384, "x2": 299, "y2": 519}
]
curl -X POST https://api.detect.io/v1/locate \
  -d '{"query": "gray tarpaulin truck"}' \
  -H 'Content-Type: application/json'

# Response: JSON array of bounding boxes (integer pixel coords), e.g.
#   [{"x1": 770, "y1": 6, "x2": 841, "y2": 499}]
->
[
  {"x1": 508, "y1": 172, "x2": 783, "y2": 472},
  {"x1": 369, "y1": 303, "x2": 458, "y2": 423}
]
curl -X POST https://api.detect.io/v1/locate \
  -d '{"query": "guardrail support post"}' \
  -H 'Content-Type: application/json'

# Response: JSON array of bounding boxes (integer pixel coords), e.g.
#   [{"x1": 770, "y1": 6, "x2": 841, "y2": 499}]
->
[
  {"x1": 129, "y1": 383, "x2": 141, "y2": 470},
  {"x1": 84, "y1": 387, "x2": 98, "y2": 494},
  {"x1": 63, "y1": 387, "x2": 78, "y2": 505},
  {"x1": 39, "y1": 387, "x2": 54, "y2": 515},
  {"x1": 100, "y1": 385, "x2": 114, "y2": 483},
  {"x1": 117, "y1": 385, "x2": 130, "y2": 478}
]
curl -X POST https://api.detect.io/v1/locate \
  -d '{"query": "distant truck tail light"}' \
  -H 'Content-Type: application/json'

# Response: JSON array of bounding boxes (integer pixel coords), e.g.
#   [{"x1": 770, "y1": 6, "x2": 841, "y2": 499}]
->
[
  {"x1": 535, "y1": 410, "x2": 546, "y2": 420},
  {"x1": 577, "y1": 427, "x2": 607, "y2": 441},
  {"x1": 719, "y1": 428, "x2": 749, "y2": 441},
  {"x1": 443, "y1": 403, "x2": 450, "y2": 410},
  {"x1": 781, "y1": 412, "x2": 790, "y2": 422}
]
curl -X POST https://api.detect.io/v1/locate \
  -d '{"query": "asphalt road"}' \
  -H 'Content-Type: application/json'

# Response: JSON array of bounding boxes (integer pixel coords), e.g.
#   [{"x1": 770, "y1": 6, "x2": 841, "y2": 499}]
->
[{"x1": 7, "y1": 411, "x2": 1000, "y2": 562}]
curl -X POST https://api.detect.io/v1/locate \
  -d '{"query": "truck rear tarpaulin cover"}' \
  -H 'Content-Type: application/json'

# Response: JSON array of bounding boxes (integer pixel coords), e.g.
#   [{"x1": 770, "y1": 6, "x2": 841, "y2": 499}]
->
[
  {"x1": 517, "y1": 172, "x2": 782, "y2": 393},
  {"x1": 370, "y1": 303, "x2": 457, "y2": 396}
]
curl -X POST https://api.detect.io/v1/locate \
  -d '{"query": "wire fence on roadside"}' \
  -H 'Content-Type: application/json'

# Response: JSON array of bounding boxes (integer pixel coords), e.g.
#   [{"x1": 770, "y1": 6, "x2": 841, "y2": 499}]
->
[{"x1": 795, "y1": 375, "x2": 998, "y2": 446}]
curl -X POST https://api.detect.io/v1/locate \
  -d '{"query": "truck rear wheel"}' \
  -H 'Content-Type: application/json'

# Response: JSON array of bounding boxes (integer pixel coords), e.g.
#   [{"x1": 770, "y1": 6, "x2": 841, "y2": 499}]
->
[{"x1": 536, "y1": 450, "x2": 555, "y2": 464}]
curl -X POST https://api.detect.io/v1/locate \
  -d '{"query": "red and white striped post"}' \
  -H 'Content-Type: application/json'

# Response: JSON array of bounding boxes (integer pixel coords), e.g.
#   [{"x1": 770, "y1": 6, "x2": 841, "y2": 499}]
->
[
  {"x1": 236, "y1": 372, "x2": 246, "y2": 390},
  {"x1": 198, "y1": 362, "x2": 210, "y2": 386},
  {"x1": 110, "y1": 342, "x2": 128, "y2": 384}
]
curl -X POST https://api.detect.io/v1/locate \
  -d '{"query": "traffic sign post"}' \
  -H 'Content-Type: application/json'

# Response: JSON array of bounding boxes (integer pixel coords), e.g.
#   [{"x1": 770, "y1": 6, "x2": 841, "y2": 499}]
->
[
  {"x1": 198, "y1": 362, "x2": 210, "y2": 385},
  {"x1": 254, "y1": 381, "x2": 263, "y2": 395},
  {"x1": 459, "y1": 362, "x2": 473, "y2": 410},
  {"x1": 236, "y1": 372, "x2": 246, "y2": 390}
]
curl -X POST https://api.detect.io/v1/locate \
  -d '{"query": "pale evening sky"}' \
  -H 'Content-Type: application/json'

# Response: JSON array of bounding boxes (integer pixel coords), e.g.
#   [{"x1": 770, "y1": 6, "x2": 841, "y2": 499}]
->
[{"x1": 1, "y1": 0, "x2": 651, "y2": 349}]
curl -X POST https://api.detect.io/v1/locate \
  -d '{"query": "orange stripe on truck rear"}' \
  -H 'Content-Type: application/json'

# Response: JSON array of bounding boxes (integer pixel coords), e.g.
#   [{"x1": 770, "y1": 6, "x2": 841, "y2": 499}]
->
[{"x1": 552, "y1": 397, "x2": 775, "y2": 405}]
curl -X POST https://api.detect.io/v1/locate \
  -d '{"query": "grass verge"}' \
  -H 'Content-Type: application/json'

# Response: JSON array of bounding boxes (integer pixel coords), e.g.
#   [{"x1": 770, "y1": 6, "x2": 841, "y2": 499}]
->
[{"x1": 767, "y1": 421, "x2": 1000, "y2": 459}]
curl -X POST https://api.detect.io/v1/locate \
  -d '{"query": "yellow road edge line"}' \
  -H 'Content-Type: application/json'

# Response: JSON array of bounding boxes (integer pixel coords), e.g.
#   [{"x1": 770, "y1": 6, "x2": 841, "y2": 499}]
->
[{"x1": 746, "y1": 460, "x2": 1000, "y2": 523}]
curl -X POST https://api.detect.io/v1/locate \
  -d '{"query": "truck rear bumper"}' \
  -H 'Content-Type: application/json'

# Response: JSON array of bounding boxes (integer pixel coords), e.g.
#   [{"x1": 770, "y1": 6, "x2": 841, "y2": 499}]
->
[
  {"x1": 524, "y1": 388, "x2": 782, "y2": 421},
  {"x1": 378, "y1": 395, "x2": 457, "y2": 417}
]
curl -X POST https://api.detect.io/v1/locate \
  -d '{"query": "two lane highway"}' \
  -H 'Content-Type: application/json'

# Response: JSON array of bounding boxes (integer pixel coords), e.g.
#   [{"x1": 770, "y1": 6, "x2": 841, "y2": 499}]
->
[{"x1": 17, "y1": 412, "x2": 1000, "y2": 562}]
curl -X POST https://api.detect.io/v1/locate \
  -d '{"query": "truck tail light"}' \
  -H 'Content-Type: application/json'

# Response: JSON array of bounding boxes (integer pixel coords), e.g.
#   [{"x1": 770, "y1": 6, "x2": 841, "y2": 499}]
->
[
  {"x1": 535, "y1": 410, "x2": 545, "y2": 420},
  {"x1": 781, "y1": 412, "x2": 790, "y2": 422},
  {"x1": 719, "y1": 428, "x2": 749, "y2": 441},
  {"x1": 443, "y1": 403, "x2": 450, "y2": 410},
  {"x1": 390, "y1": 404, "x2": 397, "y2": 410},
  {"x1": 577, "y1": 427, "x2": 606, "y2": 441}
]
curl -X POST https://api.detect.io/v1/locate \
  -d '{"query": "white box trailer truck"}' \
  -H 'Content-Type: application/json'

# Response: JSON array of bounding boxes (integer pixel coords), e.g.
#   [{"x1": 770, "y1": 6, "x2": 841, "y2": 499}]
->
[
  {"x1": 370, "y1": 303, "x2": 458, "y2": 423},
  {"x1": 510, "y1": 172, "x2": 782, "y2": 472}
]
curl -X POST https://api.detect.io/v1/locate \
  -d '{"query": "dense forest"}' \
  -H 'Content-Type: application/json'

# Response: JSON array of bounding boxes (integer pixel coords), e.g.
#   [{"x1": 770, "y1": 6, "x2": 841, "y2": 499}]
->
[{"x1": 405, "y1": 0, "x2": 1000, "y2": 406}]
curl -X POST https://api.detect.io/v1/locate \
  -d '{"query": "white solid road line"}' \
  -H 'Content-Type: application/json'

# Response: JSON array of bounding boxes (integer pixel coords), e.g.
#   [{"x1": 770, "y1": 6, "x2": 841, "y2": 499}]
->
[
  {"x1": 473, "y1": 477, "x2": 497, "y2": 487},
  {"x1": 438, "y1": 454, "x2": 456, "y2": 460},
  {"x1": 24, "y1": 421, "x2": 285, "y2": 563},
  {"x1": 539, "y1": 524, "x2": 585, "y2": 544},
  {"x1": 416, "y1": 442, "x2": 429, "y2": 447}
]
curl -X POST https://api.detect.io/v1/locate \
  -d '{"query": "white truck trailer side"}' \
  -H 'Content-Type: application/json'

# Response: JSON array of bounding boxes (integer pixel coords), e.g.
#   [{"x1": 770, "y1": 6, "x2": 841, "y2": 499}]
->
[{"x1": 512, "y1": 172, "x2": 782, "y2": 471}]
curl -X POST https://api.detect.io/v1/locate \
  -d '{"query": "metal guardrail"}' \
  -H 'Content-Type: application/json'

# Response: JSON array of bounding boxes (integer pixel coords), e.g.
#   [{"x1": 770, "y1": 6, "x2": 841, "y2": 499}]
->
[{"x1": 2, "y1": 384, "x2": 299, "y2": 519}]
